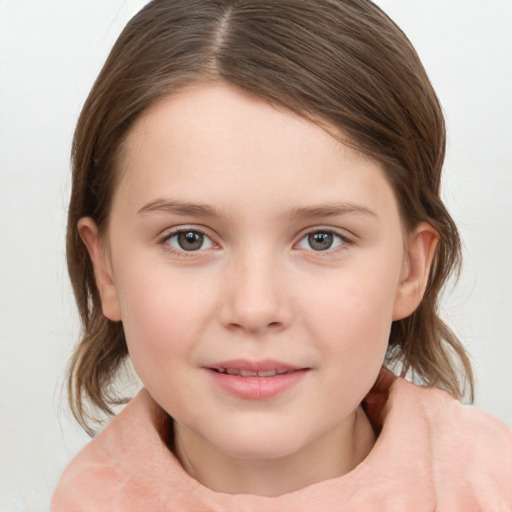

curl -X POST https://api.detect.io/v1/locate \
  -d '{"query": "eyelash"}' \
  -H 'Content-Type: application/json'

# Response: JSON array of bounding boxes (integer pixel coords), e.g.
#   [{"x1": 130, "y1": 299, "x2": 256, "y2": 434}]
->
[
  {"x1": 297, "y1": 228, "x2": 352, "y2": 253},
  {"x1": 159, "y1": 227, "x2": 215, "y2": 258},
  {"x1": 158, "y1": 227, "x2": 353, "y2": 257}
]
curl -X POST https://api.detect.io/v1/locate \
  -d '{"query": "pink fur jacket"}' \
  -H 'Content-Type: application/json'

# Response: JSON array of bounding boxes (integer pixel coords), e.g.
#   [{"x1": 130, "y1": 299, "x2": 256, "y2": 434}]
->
[{"x1": 52, "y1": 371, "x2": 512, "y2": 511}]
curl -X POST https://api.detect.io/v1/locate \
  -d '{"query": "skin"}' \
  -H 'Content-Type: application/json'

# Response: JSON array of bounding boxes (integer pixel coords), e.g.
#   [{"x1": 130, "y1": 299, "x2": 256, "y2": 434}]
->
[{"x1": 80, "y1": 82, "x2": 437, "y2": 496}]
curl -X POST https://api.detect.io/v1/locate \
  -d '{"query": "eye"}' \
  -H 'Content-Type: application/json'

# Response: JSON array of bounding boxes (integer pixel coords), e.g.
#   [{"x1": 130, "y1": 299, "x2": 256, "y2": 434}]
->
[
  {"x1": 163, "y1": 229, "x2": 214, "y2": 252},
  {"x1": 297, "y1": 230, "x2": 347, "y2": 251}
]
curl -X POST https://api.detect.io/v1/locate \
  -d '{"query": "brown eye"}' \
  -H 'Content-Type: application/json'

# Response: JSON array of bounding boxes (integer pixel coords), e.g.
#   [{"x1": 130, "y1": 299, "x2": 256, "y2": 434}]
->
[
  {"x1": 178, "y1": 231, "x2": 204, "y2": 251},
  {"x1": 308, "y1": 232, "x2": 333, "y2": 251},
  {"x1": 165, "y1": 230, "x2": 214, "y2": 252},
  {"x1": 297, "y1": 230, "x2": 346, "y2": 252}
]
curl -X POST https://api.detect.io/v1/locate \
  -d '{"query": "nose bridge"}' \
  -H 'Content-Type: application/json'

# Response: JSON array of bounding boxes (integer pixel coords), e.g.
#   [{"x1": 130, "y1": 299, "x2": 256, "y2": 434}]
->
[{"x1": 220, "y1": 243, "x2": 289, "y2": 333}]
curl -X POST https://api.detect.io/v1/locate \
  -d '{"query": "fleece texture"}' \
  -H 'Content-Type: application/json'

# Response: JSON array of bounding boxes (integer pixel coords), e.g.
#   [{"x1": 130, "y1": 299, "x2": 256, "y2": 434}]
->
[{"x1": 52, "y1": 371, "x2": 512, "y2": 511}]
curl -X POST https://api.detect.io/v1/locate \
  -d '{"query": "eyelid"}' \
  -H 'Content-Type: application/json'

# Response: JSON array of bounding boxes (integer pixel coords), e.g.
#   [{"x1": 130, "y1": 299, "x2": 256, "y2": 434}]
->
[
  {"x1": 294, "y1": 226, "x2": 354, "y2": 252},
  {"x1": 160, "y1": 225, "x2": 211, "y2": 242},
  {"x1": 159, "y1": 225, "x2": 220, "y2": 255},
  {"x1": 156, "y1": 224, "x2": 354, "y2": 257}
]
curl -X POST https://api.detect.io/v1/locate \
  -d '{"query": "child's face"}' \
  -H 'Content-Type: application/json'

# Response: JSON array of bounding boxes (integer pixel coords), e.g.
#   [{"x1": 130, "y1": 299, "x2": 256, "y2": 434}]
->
[{"x1": 82, "y1": 83, "x2": 434, "y2": 463}]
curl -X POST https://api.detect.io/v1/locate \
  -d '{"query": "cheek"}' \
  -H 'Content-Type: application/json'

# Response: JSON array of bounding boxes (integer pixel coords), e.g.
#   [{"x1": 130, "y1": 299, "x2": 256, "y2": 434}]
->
[
  {"x1": 299, "y1": 258, "x2": 401, "y2": 365},
  {"x1": 113, "y1": 262, "x2": 217, "y2": 379},
  {"x1": 304, "y1": 262, "x2": 400, "y2": 327},
  {"x1": 302, "y1": 277, "x2": 394, "y2": 410}
]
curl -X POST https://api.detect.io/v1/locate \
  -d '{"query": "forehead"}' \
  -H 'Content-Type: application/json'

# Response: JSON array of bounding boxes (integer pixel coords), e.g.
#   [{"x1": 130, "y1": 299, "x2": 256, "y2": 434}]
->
[{"x1": 113, "y1": 82, "x2": 397, "y2": 220}]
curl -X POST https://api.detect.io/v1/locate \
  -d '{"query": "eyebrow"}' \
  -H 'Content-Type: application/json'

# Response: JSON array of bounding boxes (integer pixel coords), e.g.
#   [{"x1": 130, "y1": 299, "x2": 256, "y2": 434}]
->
[
  {"x1": 282, "y1": 203, "x2": 377, "y2": 221},
  {"x1": 137, "y1": 199, "x2": 377, "y2": 220},
  {"x1": 138, "y1": 199, "x2": 223, "y2": 218}
]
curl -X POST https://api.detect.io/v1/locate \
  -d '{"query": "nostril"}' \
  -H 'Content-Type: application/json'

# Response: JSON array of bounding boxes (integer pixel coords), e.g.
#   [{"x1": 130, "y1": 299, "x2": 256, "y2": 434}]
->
[{"x1": 225, "y1": 320, "x2": 283, "y2": 332}]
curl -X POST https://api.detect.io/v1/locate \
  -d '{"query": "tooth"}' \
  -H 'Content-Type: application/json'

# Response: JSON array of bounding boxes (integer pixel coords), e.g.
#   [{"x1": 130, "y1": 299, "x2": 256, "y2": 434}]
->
[
  {"x1": 257, "y1": 370, "x2": 277, "y2": 377},
  {"x1": 240, "y1": 370, "x2": 258, "y2": 377},
  {"x1": 217, "y1": 367, "x2": 297, "y2": 377}
]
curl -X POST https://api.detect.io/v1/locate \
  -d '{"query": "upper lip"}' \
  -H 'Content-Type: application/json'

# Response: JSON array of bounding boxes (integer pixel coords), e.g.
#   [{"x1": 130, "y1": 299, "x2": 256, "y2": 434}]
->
[{"x1": 205, "y1": 359, "x2": 307, "y2": 376}]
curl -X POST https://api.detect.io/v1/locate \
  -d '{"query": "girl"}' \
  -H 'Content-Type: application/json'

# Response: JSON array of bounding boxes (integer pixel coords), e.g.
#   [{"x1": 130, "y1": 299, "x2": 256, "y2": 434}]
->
[{"x1": 52, "y1": 0, "x2": 512, "y2": 510}]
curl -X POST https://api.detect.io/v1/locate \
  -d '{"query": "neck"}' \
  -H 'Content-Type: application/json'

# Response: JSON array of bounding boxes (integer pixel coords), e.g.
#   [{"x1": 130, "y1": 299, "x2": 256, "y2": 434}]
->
[{"x1": 173, "y1": 406, "x2": 376, "y2": 496}]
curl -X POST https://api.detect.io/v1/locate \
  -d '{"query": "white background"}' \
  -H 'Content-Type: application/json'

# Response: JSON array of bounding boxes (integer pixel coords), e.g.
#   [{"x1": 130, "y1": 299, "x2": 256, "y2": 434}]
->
[{"x1": 1, "y1": 1, "x2": 511, "y2": 510}]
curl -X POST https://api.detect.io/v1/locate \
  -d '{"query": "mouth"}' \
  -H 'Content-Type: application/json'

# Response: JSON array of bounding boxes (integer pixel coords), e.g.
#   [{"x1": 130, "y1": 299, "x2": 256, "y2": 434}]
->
[
  {"x1": 206, "y1": 359, "x2": 306, "y2": 376},
  {"x1": 204, "y1": 359, "x2": 309, "y2": 399},
  {"x1": 210, "y1": 367, "x2": 298, "y2": 377}
]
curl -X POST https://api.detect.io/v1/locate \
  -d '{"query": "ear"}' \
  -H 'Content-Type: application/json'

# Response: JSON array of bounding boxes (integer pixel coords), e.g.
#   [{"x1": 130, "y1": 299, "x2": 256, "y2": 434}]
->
[
  {"x1": 78, "y1": 217, "x2": 122, "y2": 321},
  {"x1": 392, "y1": 223, "x2": 438, "y2": 321}
]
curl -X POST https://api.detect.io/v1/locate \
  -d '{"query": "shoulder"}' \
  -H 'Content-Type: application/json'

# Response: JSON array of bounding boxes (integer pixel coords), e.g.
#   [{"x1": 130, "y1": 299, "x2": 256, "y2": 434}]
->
[
  {"x1": 51, "y1": 389, "x2": 161, "y2": 512},
  {"x1": 50, "y1": 437, "x2": 123, "y2": 512},
  {"x1": 399, "y1": 378, "x2": 512, "y2": 451},
  {"x1": 51, "y1": 389, "x2": 201, "y2": 512},
  {"x1": 393, "y1": 378, "x2": 512, "y2": 509}
]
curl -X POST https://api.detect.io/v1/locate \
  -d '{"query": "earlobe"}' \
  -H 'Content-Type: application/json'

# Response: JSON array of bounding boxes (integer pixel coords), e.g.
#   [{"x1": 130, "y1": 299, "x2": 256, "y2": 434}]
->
[
  {"x1": 392, "y1": 223, "x2": 438, "y2": 321},
  {"x1": 78, "y1": 217, "x2": 122, "y2": 322}
]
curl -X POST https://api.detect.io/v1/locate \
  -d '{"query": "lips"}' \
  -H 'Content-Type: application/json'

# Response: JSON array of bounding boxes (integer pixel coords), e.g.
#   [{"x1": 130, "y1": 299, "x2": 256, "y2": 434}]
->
[
  {"x1": 204, "y1": 359, "x2": 309, "y2": 399},
  {"x1": 207, "y1": 359, "x2": 303, "y2": 375},
  {"x1": 211, "y1": 367, "x2": 296, "y2": 377}
]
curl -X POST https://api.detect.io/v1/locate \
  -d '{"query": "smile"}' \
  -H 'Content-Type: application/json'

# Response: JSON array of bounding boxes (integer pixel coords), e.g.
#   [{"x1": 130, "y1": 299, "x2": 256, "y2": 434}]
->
[
  {"x1": 212, "y1": 367, "x2": 296, "y2": 377},
  {"x1": 205, "y1": 359, "x2": 309, "y2": 399}
]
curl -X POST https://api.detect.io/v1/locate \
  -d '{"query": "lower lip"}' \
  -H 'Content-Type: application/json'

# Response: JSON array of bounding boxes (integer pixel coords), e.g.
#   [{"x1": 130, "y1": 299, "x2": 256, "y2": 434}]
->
[{"x1": 205, "y1": 369, "x2": 309, "y2": 400}]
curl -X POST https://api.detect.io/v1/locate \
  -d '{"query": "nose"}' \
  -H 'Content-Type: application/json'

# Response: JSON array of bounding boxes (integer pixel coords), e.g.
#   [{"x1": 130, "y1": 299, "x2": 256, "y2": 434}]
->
[{"x1": 219, "y1": 247, "x2": 292, "y2": 334}]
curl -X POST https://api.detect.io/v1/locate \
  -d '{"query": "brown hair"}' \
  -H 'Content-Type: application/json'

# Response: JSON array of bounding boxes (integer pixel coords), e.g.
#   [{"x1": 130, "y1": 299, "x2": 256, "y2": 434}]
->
[{"x1": 67, "y1": 0, "x2": 473, "y2": 434}]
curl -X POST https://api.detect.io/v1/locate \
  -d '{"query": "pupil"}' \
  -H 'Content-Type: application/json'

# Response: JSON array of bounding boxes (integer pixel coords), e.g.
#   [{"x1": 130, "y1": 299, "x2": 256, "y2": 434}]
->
[
  {"x1": 178, "y1": 231, "x2": 203, "y2": 251},
  {"x1": 309, "y1": 232, "x2": 333, "y2": 251}
]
